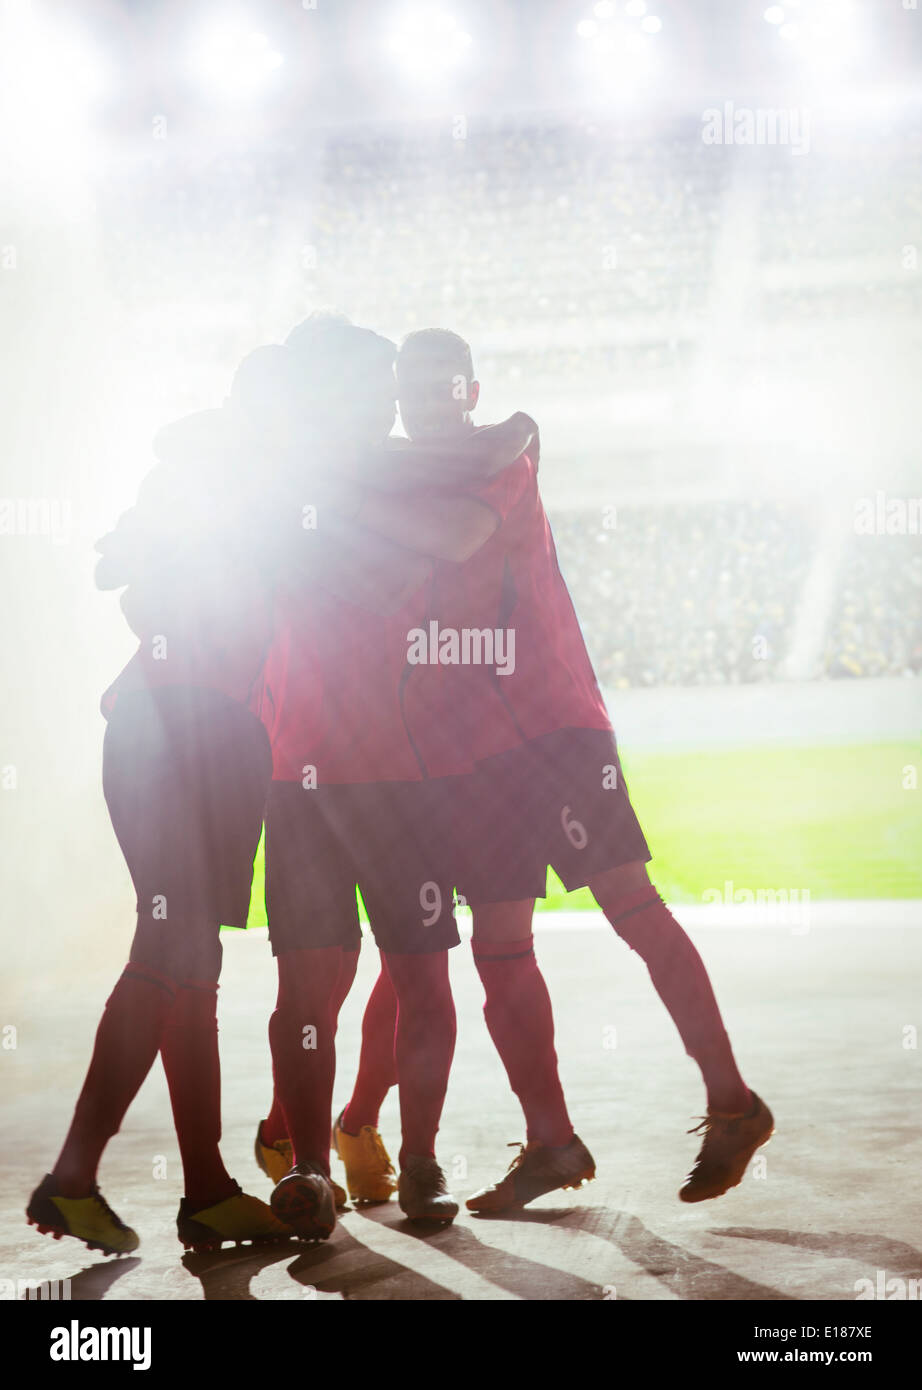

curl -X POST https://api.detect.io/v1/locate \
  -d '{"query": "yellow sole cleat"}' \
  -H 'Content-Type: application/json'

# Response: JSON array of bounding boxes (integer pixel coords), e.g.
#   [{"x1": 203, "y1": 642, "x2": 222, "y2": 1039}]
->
[
  {"x1": 332, "y1": 1110, "x2": 398, "y2": 1204},
  {"x1": 27, "y1": 1175, "x2": 139, "y2": 1256},
  {"x1": 177, "y1": 1184, "x2": 297, "y2": 1251}
]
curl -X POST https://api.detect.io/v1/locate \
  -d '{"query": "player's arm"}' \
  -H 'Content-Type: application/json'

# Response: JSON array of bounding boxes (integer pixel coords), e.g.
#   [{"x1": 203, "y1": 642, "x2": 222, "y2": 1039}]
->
[
  {"x1": 319, "y1": 447, "x2": 533, "y2": 565},
  {"x1": 348, "y1": 411, "x2": 539, "y2": 491},
  {"x1": 285, "y1": 514, "x2": 433, "y2": 615},
  {"x1": 301, "y1": 470, "x2": 505, "y2": 566},
  {"x1": 351, "y1": 491, "x2": 501, "y2": 564}
]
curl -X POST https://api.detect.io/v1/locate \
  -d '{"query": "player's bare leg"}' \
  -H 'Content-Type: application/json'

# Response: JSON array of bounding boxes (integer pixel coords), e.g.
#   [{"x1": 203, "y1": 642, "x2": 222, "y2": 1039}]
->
[
  {"x1": 465, "y1": 899, "x2": 595, "y2": 1214},
  {"x1": 588, "y1": 861, "x2": 774, "y2": 1201}
]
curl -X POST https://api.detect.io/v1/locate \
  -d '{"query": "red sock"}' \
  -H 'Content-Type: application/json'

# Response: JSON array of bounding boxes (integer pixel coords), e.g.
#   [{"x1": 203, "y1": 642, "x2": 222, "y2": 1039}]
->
[
  {"x1": 53, "y1": 964, "x2": 177, "y2": 1195},
  {"x1": 332, "y1": 947, "x2": 361, "y2": 1026},
  {"x1": 261, "y1": 967, "x2": 291, "y2": 1148},
  {"x1": 472, "y1": 936, "x2": 574, "y2": 1148},
  {"x1": 268, "y1": 947, "x2": 342, "y2": 1172},
  {"x1": 160, "y1": 981, "x2": 236, "y2": 1205},
  {"x1": 602, "y1": 887, "x2": 751, "y2": 1114},
  {"x1": 383, "y1": 951, "x2": 455, "y2": 1164},
  {"x1": 341, "y1": 957, "x2": 398, "y2": 1134},
  {"x1": 262, "y1": 947, "x2": 359, "y2": 1147}
]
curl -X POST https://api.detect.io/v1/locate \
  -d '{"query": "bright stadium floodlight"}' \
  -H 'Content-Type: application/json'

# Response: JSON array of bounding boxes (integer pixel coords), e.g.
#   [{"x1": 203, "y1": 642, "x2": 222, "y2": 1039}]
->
[
  {"x1": 578, "y1": 0, "x2": 662, "y2": 54},
  {"x1": 0, "y1": 4, "x2": 107, "y2": 174},
  {"x1": 386, "y1": 10, "x2": 473, "y2": 80},
  {"x1": 579, "y1": 32, "x2": 661, "y2": 98},
  {"x1": 575, "y1": 0, "x2": 665, "y2": 97},
  {"x1": 771, "y1": 0, "x2": 869, "y2": 93},
  {"x1": 193, "y1": 22, "x2": 283, "y2": 96}
]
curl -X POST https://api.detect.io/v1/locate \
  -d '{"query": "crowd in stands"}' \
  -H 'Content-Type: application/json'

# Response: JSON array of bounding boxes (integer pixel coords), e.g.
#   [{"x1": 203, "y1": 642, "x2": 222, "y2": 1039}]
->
[
  {"x1": 549, "y1": 501, "x2": 810, "y2": 688},
  {"x1": 824, "y1": 535, "x2": 922, "y2": 679},
  {"x1": 87, "y1": 116, "x2": 919, "y2": 687}
]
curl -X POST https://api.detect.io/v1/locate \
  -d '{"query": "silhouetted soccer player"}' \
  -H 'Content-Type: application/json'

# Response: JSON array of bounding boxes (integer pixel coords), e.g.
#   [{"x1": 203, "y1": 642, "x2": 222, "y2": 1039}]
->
[
  {"x1": 252, "y1": 320, "x2": 540, "y2": 1237},
  {"x1": 26, "y1": 326, "x2": 477, "y2": 1255},
  {"x1": 328, "y1": 328, "x2": 774, "y2": 1212},
  {"x1": 26, "y1": 345, "x2": 314, "y2": 1255}
]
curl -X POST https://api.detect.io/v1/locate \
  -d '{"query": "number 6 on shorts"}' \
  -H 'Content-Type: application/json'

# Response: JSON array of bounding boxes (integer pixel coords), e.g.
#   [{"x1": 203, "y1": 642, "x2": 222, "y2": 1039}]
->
[{"x1": 561, "y1": 805, "x2": 589, "y2": 850}]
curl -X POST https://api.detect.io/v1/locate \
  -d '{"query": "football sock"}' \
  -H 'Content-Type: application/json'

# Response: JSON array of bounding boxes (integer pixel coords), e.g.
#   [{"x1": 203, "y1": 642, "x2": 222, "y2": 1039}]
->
[
  {"x1": 52, "y1": 963, "x2": 177, "y2": 1196},
  {"x1": 160, "y1": 980, "x2": 236, "y2": 1205},
  {"x1": 382, "y1": 950, "x2": 456, "y2": 1165},
  {"x1": 268, "y1": 946, "x2": 342, "y2": 1173},
  {"x1": 332, "y1": 947, "x2": 361, "y2": 1026},
  {"x1": 602, "y1": 887, "x2": 751, "y2": 1114},
  {"x1": 260, "y1": 968, "x2": 290, "y2": 1148},
  {"x1": 261, "y1": 947, "x2": 359, "y2": 1147},
  {"x1": 341, "y1": 958, "x2": 399, "y2": 1134},
  {"x1": 472, "y1": 936, "x2": 574, "y2": 1148}
]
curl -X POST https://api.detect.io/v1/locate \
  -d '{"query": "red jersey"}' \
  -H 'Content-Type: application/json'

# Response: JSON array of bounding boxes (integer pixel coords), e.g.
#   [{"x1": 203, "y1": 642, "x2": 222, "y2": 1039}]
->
[
  {"x1": 262, "y1": 551, "x2": 473, "y2": 786},
  {"x1": 261, "y1": 435, "x2": 544, "y2": 786},
  {"x1": 404, "y1": 454, "x2": 611, "y2": 768}
]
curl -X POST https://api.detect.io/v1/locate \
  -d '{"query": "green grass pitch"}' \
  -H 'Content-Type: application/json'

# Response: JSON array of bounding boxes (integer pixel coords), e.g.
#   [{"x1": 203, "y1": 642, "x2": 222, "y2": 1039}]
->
[{"x1": 242, "y1": 740, "x2": 922, "y2": 927}]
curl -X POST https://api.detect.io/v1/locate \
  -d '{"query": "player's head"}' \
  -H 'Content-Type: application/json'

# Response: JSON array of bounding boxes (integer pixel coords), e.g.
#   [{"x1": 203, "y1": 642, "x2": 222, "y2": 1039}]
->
[
  {"x1": 229, "y1": 344, "x2": 303, "y2": 448},
  {"x1": 396, "y1": 328, "x2": 480, "y2": 443},
  {"x1": 285, "y1": 314, "x2": 397, "y2": 447}
]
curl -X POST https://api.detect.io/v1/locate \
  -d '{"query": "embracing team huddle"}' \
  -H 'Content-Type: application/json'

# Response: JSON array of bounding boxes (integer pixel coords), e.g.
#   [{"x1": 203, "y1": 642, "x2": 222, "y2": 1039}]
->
[{"x1": 28, "y1": 317, "x2": 773, "y2": 1255}]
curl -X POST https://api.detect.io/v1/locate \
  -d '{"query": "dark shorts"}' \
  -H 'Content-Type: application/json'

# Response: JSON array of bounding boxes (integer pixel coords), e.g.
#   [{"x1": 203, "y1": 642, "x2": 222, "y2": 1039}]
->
[
  {"x1": 265, "y1": 778, "x2": 461, "y2": 956},
  {"x1": 103, "y1": 686, "x2": 272, "y2": 929},
  {"x1": 451, "y1": 727, "x2": 651, "y2": 903}
]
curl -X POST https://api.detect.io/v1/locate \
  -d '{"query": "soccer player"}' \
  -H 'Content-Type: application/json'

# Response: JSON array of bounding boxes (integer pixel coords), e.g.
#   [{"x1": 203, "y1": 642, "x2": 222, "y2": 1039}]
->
[
  {"x1": 26, "y1": 345, "x2": 314, "y2": 1256},
  {"x1": 254, "y1": 320, "x2": 540, "y2": 1239},
  {"x1": 340, "y1": 328, "x2": 774, "y2": 1213}
]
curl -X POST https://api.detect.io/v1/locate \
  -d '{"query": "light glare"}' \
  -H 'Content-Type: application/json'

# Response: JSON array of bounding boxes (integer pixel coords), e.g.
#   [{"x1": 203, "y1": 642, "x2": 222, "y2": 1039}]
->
[
  {"x1": 387, "y1": 11, "x2": 474, "y2": 78},
  {"x1": 194, "y1": 25, "x2": 284, "y2": 96}
]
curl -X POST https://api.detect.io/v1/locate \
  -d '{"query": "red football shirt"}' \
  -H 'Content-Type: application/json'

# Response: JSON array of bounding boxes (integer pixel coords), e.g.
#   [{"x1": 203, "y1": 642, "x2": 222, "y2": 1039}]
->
[
  {"x1": 404, "y1": 454, "x2": 611, "y2": 767},
  {"x1": 263, "y1": 562, "x2": 453, "y2": 786}
]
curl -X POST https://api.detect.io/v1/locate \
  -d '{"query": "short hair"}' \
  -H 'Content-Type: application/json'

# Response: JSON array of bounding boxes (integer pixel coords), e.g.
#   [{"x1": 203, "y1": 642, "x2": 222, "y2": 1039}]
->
[
  {"x1": 229, "y1": 344, "x2": 296, "y2": 417},
  {"x1": 286, "y1": 319, "x2": 396, "y2": 392},
  {"x1": 284, "y1": 309, "x2": 353, "y2": 351},
  {"x1": 397, "y1": 328, "x2": 475, "y2": 383}
]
